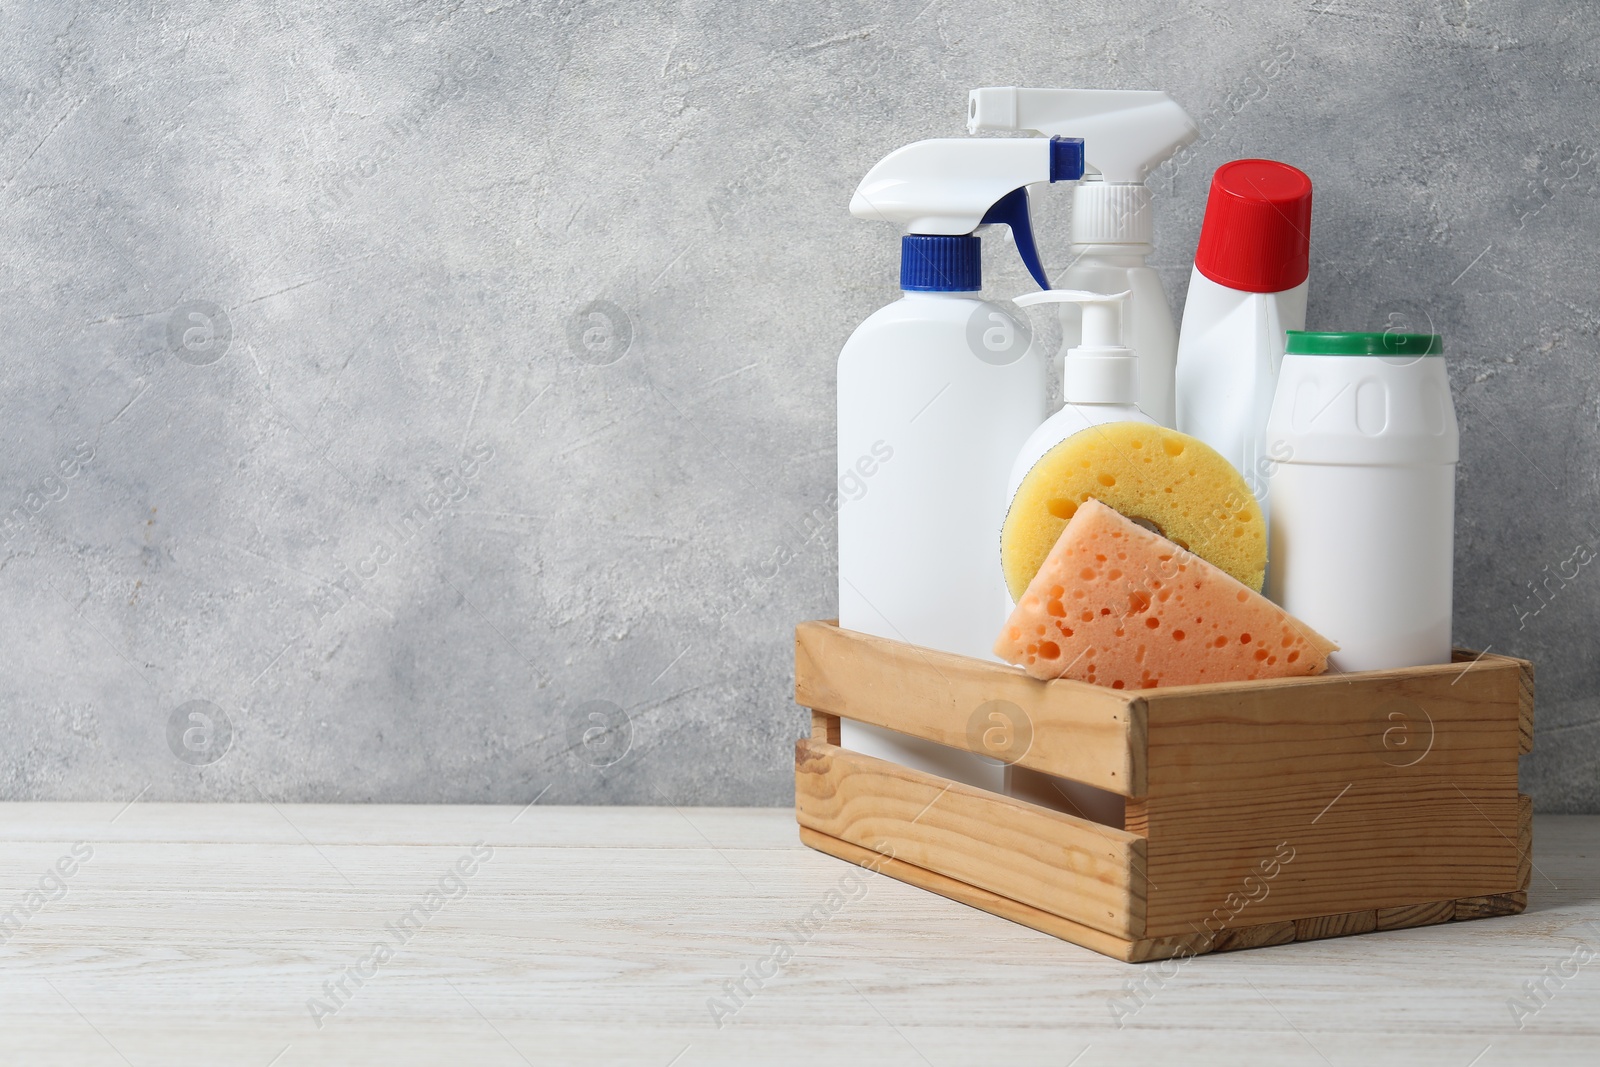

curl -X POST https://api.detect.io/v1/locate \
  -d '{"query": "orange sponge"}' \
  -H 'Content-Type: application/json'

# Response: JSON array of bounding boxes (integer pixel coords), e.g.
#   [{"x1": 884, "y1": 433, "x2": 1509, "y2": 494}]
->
[{"x1": 995, "y1": 499, "x2": 1337, "y2": 688}]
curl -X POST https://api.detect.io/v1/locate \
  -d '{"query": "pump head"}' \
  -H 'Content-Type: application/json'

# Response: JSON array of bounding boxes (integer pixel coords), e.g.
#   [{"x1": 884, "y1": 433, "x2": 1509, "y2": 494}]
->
[
  {"x1": 850, "y1": 136, "x2": 1085, "y2": 291},
  {"x1": 1015, "y1": 289, "x2": 1138, "y2": 404}
]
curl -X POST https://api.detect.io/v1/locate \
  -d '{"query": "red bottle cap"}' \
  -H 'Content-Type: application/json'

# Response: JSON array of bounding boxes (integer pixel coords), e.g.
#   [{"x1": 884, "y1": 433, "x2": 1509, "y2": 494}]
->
[{"x1": 1193, "y1": 159, "x2": 1313, "y2": 293}]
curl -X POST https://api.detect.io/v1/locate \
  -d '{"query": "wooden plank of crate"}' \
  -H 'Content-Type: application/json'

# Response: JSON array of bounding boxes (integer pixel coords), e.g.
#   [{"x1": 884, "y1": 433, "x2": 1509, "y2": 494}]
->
[
  {"x1": 1518, "y1": 661, "x2": 1535, "y2": 754},
  {"x1": 798, "y1": 827, "x2": 1158, "y2": 962},
  {"x1": 1295, "y1": 910, "x2": 1378, "y2": 941},
  {"x1": 1518, "y1": 793, "x2": 1533, "y2": 891},
  {"x1": 1132, "y1": 656, "x2": 1526, "y2": 936},
  {"x1": 1375, "y1": 900, "x2": 1456, "y2": 931},
  {"x1": 811, "y1": 710, "x2": 840, "y2": 745},
  {"x1": 1210, "y1": 921, "x2": 1298, "y2": 953},
  {"x1": 794, "y1": 737, "x2": 1145, "y2": 939},
  {"x1": 1454, "y1": 648, "x2": 1535, "y2": 754},
  {"x1": 796, "y1": 620, "x2": 1144, "y2": 796},
  {"x1": 1454, "y1": 891, "x2": 1528, "y2": 920}
]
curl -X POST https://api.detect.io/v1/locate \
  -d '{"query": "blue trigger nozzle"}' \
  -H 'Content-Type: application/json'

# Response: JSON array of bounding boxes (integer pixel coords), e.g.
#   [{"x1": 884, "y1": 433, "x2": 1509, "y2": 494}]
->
[
  {"x1": 980, "y1": 187, "x2": 1050, "y2": 291},
  {"x1": 1050, "y1": 136, "x2": 1086, "y2": 182}
]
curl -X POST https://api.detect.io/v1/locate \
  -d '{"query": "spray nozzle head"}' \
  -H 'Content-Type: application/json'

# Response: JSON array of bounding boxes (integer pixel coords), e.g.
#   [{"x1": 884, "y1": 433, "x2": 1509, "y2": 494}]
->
[
  {"x1": 850, "y1": 136, "x2": 1085, "y2": 291},
  {"x1": 967, "y1": 88, "x2": 1196, "y2": 184},
  {"x1": 968, "y1": 88, "x2": 1196, "y2": 246}
]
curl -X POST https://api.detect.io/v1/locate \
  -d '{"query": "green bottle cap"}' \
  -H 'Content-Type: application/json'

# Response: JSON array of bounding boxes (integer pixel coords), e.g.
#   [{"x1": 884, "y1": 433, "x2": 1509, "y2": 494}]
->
[{"x1": 1285, "y1": 331, "x2": 1444, "y2": 356}]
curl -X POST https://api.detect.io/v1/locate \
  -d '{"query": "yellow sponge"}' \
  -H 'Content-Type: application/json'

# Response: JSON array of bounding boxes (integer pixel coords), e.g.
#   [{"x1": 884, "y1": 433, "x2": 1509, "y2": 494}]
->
[{"x1": 1001, "y1": 422, "x2": 1266, "y2": 601}]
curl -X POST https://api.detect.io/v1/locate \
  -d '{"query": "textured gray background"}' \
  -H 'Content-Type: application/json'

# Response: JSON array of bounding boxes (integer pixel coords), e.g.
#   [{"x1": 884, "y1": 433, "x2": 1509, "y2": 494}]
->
[{"x1": 1, "y1": 0, "x2": 1595, "y2": 809}]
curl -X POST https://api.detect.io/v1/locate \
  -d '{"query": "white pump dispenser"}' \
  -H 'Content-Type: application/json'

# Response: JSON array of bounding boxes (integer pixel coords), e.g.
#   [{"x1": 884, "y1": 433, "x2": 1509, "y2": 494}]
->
[
  {"x1": 837, "y1": 135, "x2": 1084, "y2": 792},
  {"x1": 999, "y1": 289, "x2": 1157, "y2": 822},
  {"x1": 968, "y1": 88, "x2": 1198, "y2": 427},
  {"x1": 1003, "y1": 289, "x2": 1157, "y2": 503}
]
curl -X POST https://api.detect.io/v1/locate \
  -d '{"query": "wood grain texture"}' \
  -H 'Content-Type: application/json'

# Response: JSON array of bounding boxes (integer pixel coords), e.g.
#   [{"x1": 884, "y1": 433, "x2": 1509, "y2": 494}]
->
[
  {"x1": 1295, "y1": 909, "x2": 1379, "y2": 941},
  {"x1": 1454, "y1": 891, "x2": 1529, "y2": 921},
  {"x1": 794, "y1": 738, "x2": 1146, "y2": 938},
  {"x1": 1, "y1": 805, "x2": 1594, "y2": 1063},
  {"x1": 1520, "y1": 792, "x2": 1535, "y2": 891},
  {"x1": 798, "y1": 827, "x2": 1159, "y2": 963},
  {"x1": 1451, "y1": 648, "x2": 1533, "y2": 755},
  {"x1": 801, "y1": 830, "x2": 1348, "y2": 964},
  {"x1": 793, "y1": 622, "x2": 1533, "y2": 946},
  {"x1": 810, "y1": 709, "x2": 840, "y2": 745},
  {"x1": 803, "y1": 826, "x2": 1540, "y2": 964},
  {"x1": 1518, "y1": 657, "x2": 1536, "y2": 754},
  {"x1": 795, "y1": 620, "x2": 1145, "y2": 795},
  {"x1": 1376, "y1": 899, "x2": 1456, "y2": 931},
  {"x1": 1208, "y1": 920, "x2": 1298, "y2": 953},
  {"x1": 1134, "y1": 654, "x2": 1528, "y2": 935}
]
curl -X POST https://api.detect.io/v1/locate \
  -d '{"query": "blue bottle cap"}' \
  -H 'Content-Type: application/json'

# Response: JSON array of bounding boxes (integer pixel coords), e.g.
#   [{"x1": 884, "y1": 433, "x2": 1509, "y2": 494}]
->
[{"x1": 900, "y1": 234, "x2": 981, "y2": 292}]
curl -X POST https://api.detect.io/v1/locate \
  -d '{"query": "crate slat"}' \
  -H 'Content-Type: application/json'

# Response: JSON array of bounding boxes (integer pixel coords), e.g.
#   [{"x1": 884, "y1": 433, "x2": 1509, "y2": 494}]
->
[
  {"x1": 795, "y1": 738, "x2": 1145, "y2": 939},
  {"x1": 796, "y1": 620, "x2": 1144, "y2": 795},
  {"x1": 1376, "y1": 899, "x2": 1456, "y2": 930},
  {"x1": 797, "y1": 827, "x2": 1163, "y2": 962}
]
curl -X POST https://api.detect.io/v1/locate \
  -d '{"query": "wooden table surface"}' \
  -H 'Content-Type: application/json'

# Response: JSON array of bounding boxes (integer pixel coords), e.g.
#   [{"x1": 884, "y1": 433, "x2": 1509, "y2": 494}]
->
[{"x1": 1, "y1": 804, "x2": 1596, "y2": 1065}]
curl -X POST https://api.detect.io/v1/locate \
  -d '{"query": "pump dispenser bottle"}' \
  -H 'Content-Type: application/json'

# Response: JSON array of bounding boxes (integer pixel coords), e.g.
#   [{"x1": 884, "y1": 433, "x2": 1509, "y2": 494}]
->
[
  {"x1": 968, "y1": 87, "x2": 1198, "y2": 427},
  {"x1": 837, "y1": 136, "x2": 1084, "y2": 790},
  {"x1": 1004, "y1": 289, "x2": 1156, "y2": 501}
]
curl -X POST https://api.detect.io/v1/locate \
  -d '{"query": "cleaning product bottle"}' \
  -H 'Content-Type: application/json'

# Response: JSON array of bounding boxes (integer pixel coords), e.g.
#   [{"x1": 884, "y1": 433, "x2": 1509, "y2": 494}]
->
[
  {"x1": 1265, "y1": 331, "x2": 1458, "y2": 671},
  {"x1": 1000, "y1": 290, "x2": 1157, "y2": 821},
  {"x1": 1174, "y1": 159, "x2": 1313, "y2": 521},
  {"x1": 838, "y1": 135, "x2": 1085, "y2": 791},
  {"x1": 967, "y1": 87, "x2": 1199, "y2": 427},
  {"x1": 1004, "y1": 289, "x2": 1157, "y2": 502}
]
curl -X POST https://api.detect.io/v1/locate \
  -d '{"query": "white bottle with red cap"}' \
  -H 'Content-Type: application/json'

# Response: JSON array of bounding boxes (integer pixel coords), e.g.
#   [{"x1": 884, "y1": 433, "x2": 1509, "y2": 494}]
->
[{"x1": 1174, "y1": 159, "x2": 1313, "y2": 519}]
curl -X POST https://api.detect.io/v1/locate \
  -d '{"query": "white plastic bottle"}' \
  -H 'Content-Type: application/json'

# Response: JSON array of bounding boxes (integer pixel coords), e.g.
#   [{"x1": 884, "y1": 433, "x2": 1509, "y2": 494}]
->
[
  {"x1": 1264, "y1": 331, "x2": 1458, "y2": 671},
  {"x1": 1001, "y1": 288, "x2": 1156, "y2": 820},
  {"x1": 838, "y1": 136, "x2": 1084, "y2": 790},
  {"x1": 968, "y1": 87, "x2": 1199, "y2": 427},
  {"x1": 1004, "y1": 289, "x2": 1157, "y2": 501},
  {"x1": 1174, "y1": 159, "x2": 1313, "y2": 522}
]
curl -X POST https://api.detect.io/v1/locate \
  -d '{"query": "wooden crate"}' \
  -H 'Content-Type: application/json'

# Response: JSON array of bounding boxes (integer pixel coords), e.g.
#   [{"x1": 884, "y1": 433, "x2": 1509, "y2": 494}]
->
[{"x1": 794, "y1": 620, "x2": 1534, "y2": 962}]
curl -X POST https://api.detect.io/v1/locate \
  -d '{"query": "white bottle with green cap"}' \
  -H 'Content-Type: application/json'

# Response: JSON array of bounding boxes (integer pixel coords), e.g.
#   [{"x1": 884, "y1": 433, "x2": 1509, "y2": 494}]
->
[{"x1": 1264, "y1": 331, "x2": 1457, "y2": 671}]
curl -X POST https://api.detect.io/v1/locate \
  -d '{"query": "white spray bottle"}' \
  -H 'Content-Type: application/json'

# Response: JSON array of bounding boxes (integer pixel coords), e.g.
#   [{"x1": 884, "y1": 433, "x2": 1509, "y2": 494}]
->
[
  {"x1": 968, "y1": 87, "x2": 1198, "y2": 427},
  {"x1": 838, "y1": 135, "x2": 1085, "y2": 791}
]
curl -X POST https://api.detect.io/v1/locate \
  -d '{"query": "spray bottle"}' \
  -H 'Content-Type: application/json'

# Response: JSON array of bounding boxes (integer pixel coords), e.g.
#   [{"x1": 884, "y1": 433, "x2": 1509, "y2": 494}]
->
[
  {"x1": 967, "y1": 87, "x2": 1198, "y2": 427},
  {"x1": 839, "y1": 135, "x2": 1085, "y2": 791}
]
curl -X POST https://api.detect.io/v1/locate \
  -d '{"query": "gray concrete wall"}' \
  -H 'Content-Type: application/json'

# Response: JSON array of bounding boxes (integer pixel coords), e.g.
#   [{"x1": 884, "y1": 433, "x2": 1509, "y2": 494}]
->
[{"x1": 1, "y1": 0, "x2": 1595, "y2": 809}]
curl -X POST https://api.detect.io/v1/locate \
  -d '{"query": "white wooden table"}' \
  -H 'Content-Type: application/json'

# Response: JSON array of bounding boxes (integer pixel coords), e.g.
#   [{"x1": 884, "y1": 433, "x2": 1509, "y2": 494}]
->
[{"x1": 1, "y1": 804, "x2": 1595, "y2": 1065}]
